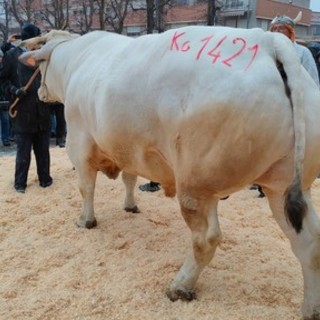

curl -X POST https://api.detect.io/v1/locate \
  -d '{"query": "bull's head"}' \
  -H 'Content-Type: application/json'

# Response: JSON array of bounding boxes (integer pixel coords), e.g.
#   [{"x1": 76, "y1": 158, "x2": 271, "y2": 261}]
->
[{"x1": 19, "y1": 30, "x2": 79, "y2": 102}]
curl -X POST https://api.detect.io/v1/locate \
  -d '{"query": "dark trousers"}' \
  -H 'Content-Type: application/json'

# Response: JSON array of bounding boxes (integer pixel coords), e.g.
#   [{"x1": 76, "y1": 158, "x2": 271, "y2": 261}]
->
[
  {"x1": 51, "y1": 104, "x2": 66, "y2": 140},
  {"x1": 14, "y1": 131, "x2": 52, "y2": 189},
  {"x1": 0, "y1": 109, "x2": 10, "y2": 144}
]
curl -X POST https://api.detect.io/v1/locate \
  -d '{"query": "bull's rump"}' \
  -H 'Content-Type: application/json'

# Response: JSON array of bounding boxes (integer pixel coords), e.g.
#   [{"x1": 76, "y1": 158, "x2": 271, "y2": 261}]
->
[{"x1": 65, "y1": 27, "x2": 297, "y2": 192}]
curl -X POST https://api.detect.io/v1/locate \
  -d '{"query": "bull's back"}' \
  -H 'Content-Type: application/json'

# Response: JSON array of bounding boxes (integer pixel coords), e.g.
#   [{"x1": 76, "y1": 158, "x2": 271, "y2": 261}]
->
[{"x1": 104, "y1": 27, "x2": 292, "y2": 165}]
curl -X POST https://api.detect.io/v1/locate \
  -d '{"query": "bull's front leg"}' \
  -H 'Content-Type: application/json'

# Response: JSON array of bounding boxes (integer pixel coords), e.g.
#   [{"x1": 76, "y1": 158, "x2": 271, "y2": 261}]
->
[
  {"x1": 166, "y1": 195, "x2": 221, "y2": 301},
  {"x1": 76, "y1": 165, "x2": 98, "y2": 229},
  {"x1": 122, "y1": 172, "x2": 140, "y2": 213}
]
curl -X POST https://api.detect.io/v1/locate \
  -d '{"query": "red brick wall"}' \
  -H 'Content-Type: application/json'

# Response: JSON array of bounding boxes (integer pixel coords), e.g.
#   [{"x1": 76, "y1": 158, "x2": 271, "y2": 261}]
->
[{"x1": 256, "y1": 0, "x2": 312, "y2": 26}]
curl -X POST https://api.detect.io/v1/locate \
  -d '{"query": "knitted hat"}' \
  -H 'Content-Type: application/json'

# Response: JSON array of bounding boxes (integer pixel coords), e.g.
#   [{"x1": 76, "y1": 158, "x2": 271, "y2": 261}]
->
[{"x1": 21, "y1": 23, "x2": 41, "y2": 41}]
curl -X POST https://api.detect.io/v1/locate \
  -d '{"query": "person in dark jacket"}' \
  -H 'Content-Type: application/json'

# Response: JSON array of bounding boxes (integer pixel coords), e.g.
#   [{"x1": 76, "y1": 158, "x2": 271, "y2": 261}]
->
[
  {"x1": 1, "y1": 33, "x2": 17, "y2": 54},
  {"x1": 315, "y1": 50, "x2": 320, "y2": 84},
  {"x1": 0, "y1": 23, "x2": 52, "y2": 193},
  {"x1": 0, "y1": 50, "x2": 10, "y2": 146}
]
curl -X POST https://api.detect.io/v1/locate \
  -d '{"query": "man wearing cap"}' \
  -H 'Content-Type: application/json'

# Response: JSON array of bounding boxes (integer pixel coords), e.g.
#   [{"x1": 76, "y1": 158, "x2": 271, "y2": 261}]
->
[
  {"x1": 0, "y1": 23, "x2": 52, "y2": 193},
  {"x1": 269, "y1": 12, "x2": 319, "y2": 87}
]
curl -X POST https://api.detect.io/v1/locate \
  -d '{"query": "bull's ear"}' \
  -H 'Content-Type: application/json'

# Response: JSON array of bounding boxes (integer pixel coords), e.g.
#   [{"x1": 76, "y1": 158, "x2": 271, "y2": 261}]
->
[{"x1": 19, "y1": 51, "x2": 42, "y2": 67}]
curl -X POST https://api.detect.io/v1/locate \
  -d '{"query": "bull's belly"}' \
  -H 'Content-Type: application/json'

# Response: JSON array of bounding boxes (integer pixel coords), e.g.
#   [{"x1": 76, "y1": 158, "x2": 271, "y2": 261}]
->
[{"x1": 166, "y1": 114, "x2": 294, "y2": 197}]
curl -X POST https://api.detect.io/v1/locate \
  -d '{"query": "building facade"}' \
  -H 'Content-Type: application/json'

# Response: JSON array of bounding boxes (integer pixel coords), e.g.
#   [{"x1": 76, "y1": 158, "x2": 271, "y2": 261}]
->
[
  {"x1": 311, "y1": 11, "x2": 320, "y2": 37},
  {"x1": 0, "y1": 0, "x2": 316, "y2": 39},
  {"x1": 219, "y1": 0, "x2": 312, "y2": 37},
  {"x1": 123, "y1": 0, "x2": 314, "y2": 38}
]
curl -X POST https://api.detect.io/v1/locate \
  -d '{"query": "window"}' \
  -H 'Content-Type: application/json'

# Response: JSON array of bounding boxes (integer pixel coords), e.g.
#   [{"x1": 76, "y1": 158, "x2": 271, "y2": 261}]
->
[
  {"x1": 126, "y1": 26, "x2": 142, "y2": 37},
  {"x1": 225, "y1": 0, "x2": 244, "y2": 8},
  {"x1": 173, "y1": 0, "x2": 191, "y2": 5}
]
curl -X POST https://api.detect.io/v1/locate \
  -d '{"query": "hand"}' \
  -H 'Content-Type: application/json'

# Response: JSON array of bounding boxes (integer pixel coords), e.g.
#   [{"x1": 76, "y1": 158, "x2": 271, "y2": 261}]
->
[
  {"x1": 8, "y1": 34, "x2": 21, "y2": 43},
  {"x1": 15, "y1": 88, "x2": 27, "y2": 99}
]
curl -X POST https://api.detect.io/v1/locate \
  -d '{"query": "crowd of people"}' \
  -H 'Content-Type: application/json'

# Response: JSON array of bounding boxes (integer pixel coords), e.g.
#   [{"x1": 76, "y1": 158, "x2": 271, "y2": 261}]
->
[{"x1": 0, "y1": 14, "x2": 319, "y2": 194}]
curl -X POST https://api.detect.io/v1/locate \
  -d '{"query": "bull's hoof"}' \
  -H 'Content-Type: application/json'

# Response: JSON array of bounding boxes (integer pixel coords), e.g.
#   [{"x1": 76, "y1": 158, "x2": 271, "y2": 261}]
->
[
  {"x1": 125, "y1": 206, "x2": 140, "y2": 214},
  {"x1": 85, "y1": 219, "x2": 97, "y2": 228},
  {"x1": 166, "y1": 288, "x2": 197, "y2": 302},
  {"x1": 76, "y1": 219, "x2": 97, "y2": 229}
]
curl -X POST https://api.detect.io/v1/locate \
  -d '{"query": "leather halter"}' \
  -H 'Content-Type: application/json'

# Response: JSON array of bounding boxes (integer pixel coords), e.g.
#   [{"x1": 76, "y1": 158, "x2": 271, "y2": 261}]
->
[{"x1": 40, "y1": 39, "x2": 70, "y2": 101}]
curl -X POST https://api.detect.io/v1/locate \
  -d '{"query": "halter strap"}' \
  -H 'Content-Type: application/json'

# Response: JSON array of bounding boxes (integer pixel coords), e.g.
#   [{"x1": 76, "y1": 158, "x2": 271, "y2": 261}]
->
[{"x1": 41, "y1": 39, "x2": 70, "y2": 101}]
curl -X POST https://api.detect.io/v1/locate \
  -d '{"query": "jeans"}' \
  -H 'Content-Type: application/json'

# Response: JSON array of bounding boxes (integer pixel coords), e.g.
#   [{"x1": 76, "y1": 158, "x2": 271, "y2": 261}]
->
[{"x1": 0, "y1": 109, "x2": 10, "y2": 145}]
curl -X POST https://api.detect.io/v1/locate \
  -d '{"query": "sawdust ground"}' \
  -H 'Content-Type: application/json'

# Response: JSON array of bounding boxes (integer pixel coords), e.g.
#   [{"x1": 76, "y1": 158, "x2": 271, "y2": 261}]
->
[{"x1": 1, "y1": 147, "x2": 320, "y2": 320}]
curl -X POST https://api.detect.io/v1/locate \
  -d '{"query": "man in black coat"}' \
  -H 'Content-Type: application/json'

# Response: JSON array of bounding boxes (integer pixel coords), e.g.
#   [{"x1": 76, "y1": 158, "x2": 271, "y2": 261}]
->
[
  {"x1": 0, "y1": 23, "x2": 52, "y2": 193},
  {"x1": 316, "y1": 50, "x2": 320, "y2": 84}
]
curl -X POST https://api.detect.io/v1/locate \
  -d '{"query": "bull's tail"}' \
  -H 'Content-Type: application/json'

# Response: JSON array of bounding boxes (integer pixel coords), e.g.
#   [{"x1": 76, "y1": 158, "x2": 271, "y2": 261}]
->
[
  {"x1": 284, "y1": 177, "x2": 307, "y2": 233},
  {"x1": 271, "y1": 32, "x2": 307, "y2": 233}
]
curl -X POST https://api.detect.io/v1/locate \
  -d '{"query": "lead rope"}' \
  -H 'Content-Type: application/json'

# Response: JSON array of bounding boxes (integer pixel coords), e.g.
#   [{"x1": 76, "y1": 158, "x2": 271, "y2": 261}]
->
[
  {"x1": 9, "y1": 67, "x2": 40, "y2": 118},
  {"x1": 9, "y1": 39, "x2": 70, "y2": 118},
  {"x1": 40, "y1": 39, "x2": 70, "y2": 103}
]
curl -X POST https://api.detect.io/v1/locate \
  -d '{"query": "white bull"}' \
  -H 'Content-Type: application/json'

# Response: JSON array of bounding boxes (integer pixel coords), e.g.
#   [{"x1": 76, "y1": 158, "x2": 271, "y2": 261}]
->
[{"x1": 20, "y1": 27, "x2": 320, "y2": 319}]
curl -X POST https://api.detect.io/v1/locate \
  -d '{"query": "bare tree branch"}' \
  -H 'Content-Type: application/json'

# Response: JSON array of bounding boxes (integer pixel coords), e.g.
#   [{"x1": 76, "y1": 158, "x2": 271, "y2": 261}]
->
[
  {"x1": 39, "y1": 0, "x2": 69, "y2": 29},
  {"x1": 104, "y1": 0, "x2": 131, "y2": 33},
  {"x1": 9, "y1": 0, "x2": 36, "y2": 25}
]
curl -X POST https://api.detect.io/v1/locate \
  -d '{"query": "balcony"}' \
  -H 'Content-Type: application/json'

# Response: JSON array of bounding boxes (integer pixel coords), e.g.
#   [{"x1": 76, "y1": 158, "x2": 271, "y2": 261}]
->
[
  {"x1": 224, "y1": 1, "x2": 245, "y2": 9},
  {"x1": 219, "y1": 0, "x2": 247, "y2": 17}
]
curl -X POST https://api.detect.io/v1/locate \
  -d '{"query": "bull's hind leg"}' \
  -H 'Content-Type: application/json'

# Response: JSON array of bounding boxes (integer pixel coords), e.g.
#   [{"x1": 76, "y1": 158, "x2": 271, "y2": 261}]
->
[
  {"x1": 167, "y1": 195, "x2": 221, "y2": 301},
  {"x1": 266, "y1": 189, "x2": 320, "y2": 320},
  {"x1": 122, "y1": 172, "x2": 140, "y2": 213}
]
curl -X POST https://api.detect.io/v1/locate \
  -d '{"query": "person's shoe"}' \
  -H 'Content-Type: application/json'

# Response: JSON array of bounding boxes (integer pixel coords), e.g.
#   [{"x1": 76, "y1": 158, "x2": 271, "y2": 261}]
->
[
  {"x1": 40, "y1": 180, "x2": 53, "y2": 188},
  {"x1": 15, "y1": 187, "x2": 25, "y2": 193},
  {"x1": 56, "y1": 138, "x2": 65, "y2": 148},
  {"x1": 139, "y1": 182, "x2": 161, "y2": 192},
  {"x1": 3, "y1": 142, "x2": 11, "y2": 147}
]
